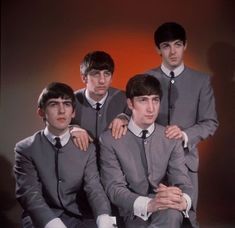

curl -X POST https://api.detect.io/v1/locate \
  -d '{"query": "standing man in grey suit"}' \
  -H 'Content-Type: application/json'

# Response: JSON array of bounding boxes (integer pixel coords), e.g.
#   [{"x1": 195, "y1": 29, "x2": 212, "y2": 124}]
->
[
  {"x1": 147, "y1": 22, "x2": 218, "y2": 224},
  {"x1": 14, "y1": 82, "x2": 116, "y2": 228},
  {"x1": 71, "y1": 50, "x2": 129, "y2": 151},
  {"x1": 100, "y1": 74, "x2": 194, "y2": 228}
]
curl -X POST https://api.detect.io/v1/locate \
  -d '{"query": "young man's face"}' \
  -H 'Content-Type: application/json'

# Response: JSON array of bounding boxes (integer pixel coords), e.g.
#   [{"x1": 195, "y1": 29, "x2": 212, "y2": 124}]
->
[
  {"x1": 127, "y1": 95, "x2": 160, "y2": 129},
  {"x1": 158, "y1": 40, "x2": 187, "y2": 70},
  {"x1": 82, "y1": 69, "x2": 112, "y2": 101},
  {"x1": 38, "y1": 97, "x2": 75, "y2": 136}
]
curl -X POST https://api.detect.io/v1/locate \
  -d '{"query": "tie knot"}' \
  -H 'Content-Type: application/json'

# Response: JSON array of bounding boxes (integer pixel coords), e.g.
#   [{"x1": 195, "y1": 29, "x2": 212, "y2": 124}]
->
[
  {"x1": 96, "y1": 102, "x2": 101, "y2": 111},
  {"x1": 170, "y1": 71, "x2": 175, "y2": 78},
  {"x1": 141, "y1": 130, "x2": 148, "y2": 139},
  {"x1": 54, "y1": 137, "x2": 62, "y2": 149}
]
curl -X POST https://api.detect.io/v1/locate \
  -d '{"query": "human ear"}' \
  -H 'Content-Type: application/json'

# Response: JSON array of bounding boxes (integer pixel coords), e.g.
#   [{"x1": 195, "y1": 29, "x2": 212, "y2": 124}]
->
[
  {"x1": 37, "y1": 108, "x2": 45, "y2": 118},
  {"x1": 156, "y1": 46, "x2": 162, "y2": 56},
  {"x1": 184, "y1": 41, "x2": 187, "y2": 50},
  {"x1": 127, "y1": 98, "x2": 134, "y2": 110},
  {"x1": 81, "y1": 74, "x2": 87, "y2": 83}
]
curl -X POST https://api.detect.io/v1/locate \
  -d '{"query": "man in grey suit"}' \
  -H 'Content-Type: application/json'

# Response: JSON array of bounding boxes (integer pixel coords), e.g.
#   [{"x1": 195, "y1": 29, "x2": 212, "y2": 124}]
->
[
  {"x1": 14, "y1": 82, "x2": 116, "y2": 228},
  {"x1": 71, "y1": 51, "x2": 130, "y2": 151},
  {"x1": 146, "y1": 22, "x2": 218, "y2": 225},
  {"x1": 100, "y1": 74, "x2": 194, "y2": 228}
]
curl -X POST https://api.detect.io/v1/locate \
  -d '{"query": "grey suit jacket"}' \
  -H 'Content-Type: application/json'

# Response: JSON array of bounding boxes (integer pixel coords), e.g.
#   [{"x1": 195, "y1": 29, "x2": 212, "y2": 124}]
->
[
  {"x1": 14, "y1": 131, "x2": 111, "y2": 228},
  {"x1": 99, "y1": 124, "x2": 193, "y2": 218},
  {"x1": 73, "y1": 87, "x2": 130, "y2": 139},
  {"x1": 147, "y1": 67, "x2": 218, "y2": 171}
]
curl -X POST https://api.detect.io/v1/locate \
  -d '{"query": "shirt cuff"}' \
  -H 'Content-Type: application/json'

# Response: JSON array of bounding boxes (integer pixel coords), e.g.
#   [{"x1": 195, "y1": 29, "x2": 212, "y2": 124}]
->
[
  {"x1": 116, "y1": 113, "x2": 130, "y2": 121},
  {"x1": 133, "y1": 196, "x2": 152, "y2": 221},
  {"x1": 182, "y1": 193, "x2": 192, "y2": 218},
  {"x1": 96, "y1": 214, "x2": 117, "y2": 228},
  {"x1": 44, "y1": 218, "x2": 67, "y2": 228},
  {"x1": 182, "y1": 131, "x2": 188, "y2": 148}
]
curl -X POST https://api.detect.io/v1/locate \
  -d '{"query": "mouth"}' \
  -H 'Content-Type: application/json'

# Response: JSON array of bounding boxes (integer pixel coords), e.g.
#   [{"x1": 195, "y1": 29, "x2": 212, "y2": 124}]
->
[
  {"x1": 170, "y1": 57, "x2": 177, "y2": 62},
  {"x1": 57, "y1": 117, "x2": 66, "y2": 122},
  {"x1": 145, "y1": 115, "x2": 154, "y2": 119}
]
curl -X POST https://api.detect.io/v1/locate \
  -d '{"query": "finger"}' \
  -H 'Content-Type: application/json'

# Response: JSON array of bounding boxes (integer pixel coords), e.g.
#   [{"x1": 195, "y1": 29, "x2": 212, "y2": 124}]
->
[
  {"x1": 81, "y1": 136, "x2": 89, "y2": 151},
  {"x1": 88, "y1": 135, "x2": 94, "y2": 143},
  {"x1": 111, "y1": 123, "x2": 119, "y2": 139},
  {"x1": 108, "y1": 122, "x2": 113, "y2": 129},
  {"x1": 116, "y1": 124, "x2": 125, "y2": 139},
  {"x1": 72, "y1": 136, "x2": 79, "y2": 148},
  {"x1": 122, "y1": 125, "x2": 127, "y2": 135}
]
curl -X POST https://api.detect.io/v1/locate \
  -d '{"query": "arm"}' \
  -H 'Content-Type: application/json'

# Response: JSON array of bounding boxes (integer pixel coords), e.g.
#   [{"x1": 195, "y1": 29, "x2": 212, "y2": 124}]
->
[
  {"x1": 83, "y1": 145, "x2": 115, "y2": 227},
  {"x1": 183, "y1": 76, "x2": 218, "y2": 148},
  {"x1": 165, "y1": 76, "x2": 218, "y2": 149},
  {"x1": 99, "y1": 135, "x2": 140, "y2": 214},
  {"x1": 135, "y1": 141, "x2": 192, "y2": 220},
  {"x1": 14, "y1": 148, "x2": 62, "y2": 228}
]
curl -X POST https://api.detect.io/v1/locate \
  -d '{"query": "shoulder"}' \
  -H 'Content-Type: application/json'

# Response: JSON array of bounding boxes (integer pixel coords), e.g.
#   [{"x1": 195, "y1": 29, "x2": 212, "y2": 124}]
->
[
  {"x1": 184, "y1": 66, "x2": 210, "y2": 81},
  {"x1": 154, "y1": 124, "x2": 180, "y2": 146},
  {"x1": 99, "y1": 129, "x2": 113, "y2": 142},
  {"x1": 145, "y1": 67, "x2": 161, "y2": 76},
  {"x1": 74, "y1": 88, "x2": 86, "y2": 104},
  {"x1": 106, "y1": 88, "x2": 127, "y2": 105},
  {"x1": 108, "y1": 87, "x2": 125, "y2": 97},
  {"x1": 15, "y1": 131, "x2": 43, "y2": 152},
  {"x1": 74, "y1": 88, "x2": 85, "y2": 98}
]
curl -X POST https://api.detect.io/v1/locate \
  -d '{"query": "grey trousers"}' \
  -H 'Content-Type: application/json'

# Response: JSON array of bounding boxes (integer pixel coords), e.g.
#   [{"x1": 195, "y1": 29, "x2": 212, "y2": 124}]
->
[{"x1": 124, "y1": 209, "x2": 184, "y2": 228}]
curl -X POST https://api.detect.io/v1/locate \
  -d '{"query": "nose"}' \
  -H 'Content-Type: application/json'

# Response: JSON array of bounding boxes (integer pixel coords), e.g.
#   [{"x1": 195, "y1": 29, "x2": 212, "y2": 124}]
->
[
  {"x1": 58, "y1": 103, "x2": 65, "y2": 113},
  {"x1": 170, "y1": 45, "x2": 176, "y2": 54},
  {"x1": 98, "y1": 73, "x2": 106, "y2": 83},
  {"x1": 147, "y1": 101, "x2": 154, "y2": 112}
]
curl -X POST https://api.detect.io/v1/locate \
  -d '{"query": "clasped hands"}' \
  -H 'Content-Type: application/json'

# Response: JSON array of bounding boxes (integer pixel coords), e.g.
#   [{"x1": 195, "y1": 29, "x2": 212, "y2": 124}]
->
[{"x1": 147, "y1": 183, "x2": 187, "y2": 213}]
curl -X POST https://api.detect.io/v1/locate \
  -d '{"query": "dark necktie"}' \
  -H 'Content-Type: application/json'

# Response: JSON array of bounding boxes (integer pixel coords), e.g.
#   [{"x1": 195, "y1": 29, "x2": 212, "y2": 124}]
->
[
  {"x1": 54, "y1": 137, "x2": 64, "y2": 207},
  {"x1": 54, "y1": 137, "x2": 62, "y2": 149},
  {"x1": 95, "y1": 102, "x2": 101, "y2": 143},
  {"x1": 141, "y1": 130, "x2": 148, "y2": 139},
  {"x1": 140, "y1": 130, "x2": 148, "y2": 175},
  {"x1": 168, "y1": 71, "x2": 175, "y2": 125},
  {"x1": 95, "y1": 102, "x2": 101, "y2": 111}
]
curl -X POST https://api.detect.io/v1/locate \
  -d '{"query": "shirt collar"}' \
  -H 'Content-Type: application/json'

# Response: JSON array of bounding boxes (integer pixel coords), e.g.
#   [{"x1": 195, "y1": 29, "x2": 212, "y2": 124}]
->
[
  {"x1": 128, "y1": 118, "x2": 155, "y2": 138},
  {"x1": 44, "y1": 127, "x2": 70, "y2": 147},
  {"x1": 85, "y1": 89, "x2": 108, "y2": 109},
  {"x1": 161, "y1": 63, "x2": 184, "y2": 77}
]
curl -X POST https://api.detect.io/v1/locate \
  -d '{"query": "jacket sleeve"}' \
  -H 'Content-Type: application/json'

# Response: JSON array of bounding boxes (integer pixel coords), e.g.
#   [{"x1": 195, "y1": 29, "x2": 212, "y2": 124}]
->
[
  {"x1": 99, "y1": 134, "x2": 140, "y2": 215},
  {"x1": 184, "y1": 76, "x2": 218, "y2": 150},
  {"x1": 14, "y1": 145, "x2": 56, "y2": 228},
  {"x1": 167, "y1": 141, "x2": 193, "y2": 198},
  {"x1": 83, "y1": 144, "x2": 112, "y2": 218}
]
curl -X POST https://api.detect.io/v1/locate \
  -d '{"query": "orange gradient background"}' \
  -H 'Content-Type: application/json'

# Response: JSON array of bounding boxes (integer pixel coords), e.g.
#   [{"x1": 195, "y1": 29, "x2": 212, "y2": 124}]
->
[{"x1": 1, "y1": 0, "x2": 235, "y2": 227}]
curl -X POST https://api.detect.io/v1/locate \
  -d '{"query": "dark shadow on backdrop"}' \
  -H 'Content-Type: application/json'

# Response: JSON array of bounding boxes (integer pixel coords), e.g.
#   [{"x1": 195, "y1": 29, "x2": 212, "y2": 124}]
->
[
  {"x1": 198, "y1": 41, "x2": 235, "y2": 225},
  {"x1": 0, "y1": 155, "x2": 20, "y2": 228}
]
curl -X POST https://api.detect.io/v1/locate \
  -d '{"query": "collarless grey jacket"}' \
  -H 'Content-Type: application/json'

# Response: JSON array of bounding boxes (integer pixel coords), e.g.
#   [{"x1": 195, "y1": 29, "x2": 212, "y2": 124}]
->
[
  {"x1": 99, "y1": 124, "x2": 193, "y2": 217},
  {"x1": 14, "y1": 131, "x2": 111, "y2": 228},
  {"x1": 147, "y1": 66, "x2": 218, "y2": 171}
]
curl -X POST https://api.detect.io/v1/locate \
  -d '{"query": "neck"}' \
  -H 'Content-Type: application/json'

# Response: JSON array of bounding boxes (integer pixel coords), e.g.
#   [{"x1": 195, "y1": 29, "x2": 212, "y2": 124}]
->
[
  {"x1": 47, "y1": 126, "x2": 69, "y2": 136},
  {"x1": 88, "y1": 91, "x2": 106, "y2": 102}
]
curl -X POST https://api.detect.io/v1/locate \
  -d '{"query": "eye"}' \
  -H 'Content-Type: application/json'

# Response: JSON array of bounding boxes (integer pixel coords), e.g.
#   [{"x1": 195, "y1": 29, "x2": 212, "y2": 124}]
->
[
  {"x1": 89, "y1": 70, "x2": 100, "y2": 77},
  {"x1": 47, "y1": 102, "x2": 57, "y2": 107},
  {"x1": 160, "y1": 43, "x2": 169, "y2": 49},
  {"x1": 104, "y1": 72, "x2": 112, "y2": 78},
  {"x1": 175, "y1": 41, "x2": 184, "y2": 47},
  {"x1": 153, "y1": 97, "x2": 160, "y2": 103},
  {"x1": 64, "y1": 102, "x2": 72, "y2": 107}
]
